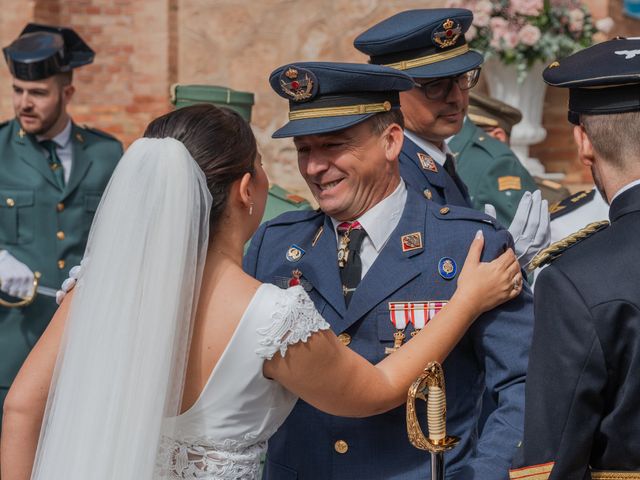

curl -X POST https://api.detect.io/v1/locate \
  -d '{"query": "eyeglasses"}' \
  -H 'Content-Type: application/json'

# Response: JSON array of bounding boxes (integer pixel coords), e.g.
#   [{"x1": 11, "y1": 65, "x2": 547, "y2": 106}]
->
[{"x1": 417, "y1": 68, "x2": 481, "y2": 101}]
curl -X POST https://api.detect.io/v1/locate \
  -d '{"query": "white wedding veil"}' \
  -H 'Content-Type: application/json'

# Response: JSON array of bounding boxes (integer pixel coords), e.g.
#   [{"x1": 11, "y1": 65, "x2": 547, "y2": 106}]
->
[{"x1": 30, "y1": 137, "x2": 212, "y2": 479}]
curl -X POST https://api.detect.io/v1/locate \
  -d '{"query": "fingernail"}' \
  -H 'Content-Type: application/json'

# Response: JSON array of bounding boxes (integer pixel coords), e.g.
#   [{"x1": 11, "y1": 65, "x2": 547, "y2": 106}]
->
[{"x1": 475, "y1": 230, "x2": 483, "y2": 239}]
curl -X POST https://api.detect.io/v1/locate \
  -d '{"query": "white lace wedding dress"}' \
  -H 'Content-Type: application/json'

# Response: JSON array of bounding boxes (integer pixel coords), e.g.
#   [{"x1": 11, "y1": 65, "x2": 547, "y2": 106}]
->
[{"x1": 154, "y1": 283, "x2": 329, "y2": 479}]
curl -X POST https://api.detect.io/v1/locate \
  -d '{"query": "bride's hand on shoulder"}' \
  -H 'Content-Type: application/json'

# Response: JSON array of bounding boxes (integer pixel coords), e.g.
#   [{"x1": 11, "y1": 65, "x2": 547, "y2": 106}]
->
[{"x1": 452, "y1": 230, "x2": 522, "y2": 316}]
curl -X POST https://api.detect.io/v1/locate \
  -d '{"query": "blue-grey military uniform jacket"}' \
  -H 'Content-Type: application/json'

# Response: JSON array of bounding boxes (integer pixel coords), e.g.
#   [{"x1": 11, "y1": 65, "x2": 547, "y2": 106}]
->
[
  {"x1": 512, "y1": 184, "x2": 640, "y2": 480},
  {"x1": 399, "y1": 135, "x2": 472, "y2": 208},
  {"x1": 0, "y1": 118, "x2": 121, "y2": 427},
  {"x1": 245, "y1": 187, "x2": 534, "y2": 480}
]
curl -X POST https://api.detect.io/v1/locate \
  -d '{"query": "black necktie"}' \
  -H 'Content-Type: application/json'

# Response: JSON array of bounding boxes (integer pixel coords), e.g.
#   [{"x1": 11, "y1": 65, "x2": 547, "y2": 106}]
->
[
  {"x1": 337, "y1": 221, "x2": 366, "y2": 306},
  {"x1": 444, "y1": 153, "x2": 457, "y2": 178},
  {"x1": 40, "y1": 139, "x2": 65, "y2": 189},
  {"x1": 444, "y1": 152, "x2": 471, "y2": 204}
]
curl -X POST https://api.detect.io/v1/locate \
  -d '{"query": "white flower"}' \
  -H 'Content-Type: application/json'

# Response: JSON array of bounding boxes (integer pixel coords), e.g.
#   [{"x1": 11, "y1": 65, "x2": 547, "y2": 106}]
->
[
  {"x1": 467, "y1": 25, "x2": 478, "y2": 41},
  {"x1": 595, "y1": 16, "x2": 614, "y2": 34},
  {"x1": 473, "y1": 11, "x2": 491, "y2": 27}
]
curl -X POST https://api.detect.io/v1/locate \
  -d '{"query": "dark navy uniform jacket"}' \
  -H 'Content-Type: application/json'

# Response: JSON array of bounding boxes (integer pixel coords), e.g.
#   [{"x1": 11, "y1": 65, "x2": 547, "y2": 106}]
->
[
  {"x1": 512, "y1": 184, "x2": 640, "y2": 480},
  {"x1": 400, "y1": 135, "x2": 472, "y2": 208},
  {"x1": 245, "y1": 187, "x2": 533, "y2": 480}
]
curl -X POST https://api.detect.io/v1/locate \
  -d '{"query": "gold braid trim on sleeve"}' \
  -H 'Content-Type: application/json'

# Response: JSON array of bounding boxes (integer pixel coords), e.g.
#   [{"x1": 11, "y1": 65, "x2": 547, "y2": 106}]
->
[
  {"x1": 527, "y1": 220, "x2": 610, "y2": 272},
  {"x1": 591, "y1": 472, "x2": 640, "y2": 479}
]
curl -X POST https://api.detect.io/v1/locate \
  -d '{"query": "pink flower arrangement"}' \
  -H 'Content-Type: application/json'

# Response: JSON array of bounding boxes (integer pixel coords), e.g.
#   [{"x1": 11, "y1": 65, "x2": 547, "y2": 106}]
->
[{"x1": 446, "y1": 0, "x2": 612, "y2": 76}]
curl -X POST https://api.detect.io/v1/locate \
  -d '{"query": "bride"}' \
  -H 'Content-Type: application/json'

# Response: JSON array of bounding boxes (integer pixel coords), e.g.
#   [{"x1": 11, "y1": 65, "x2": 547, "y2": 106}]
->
[{"x1": 0, "y1": 105, "x2": 522, "y2": 479}]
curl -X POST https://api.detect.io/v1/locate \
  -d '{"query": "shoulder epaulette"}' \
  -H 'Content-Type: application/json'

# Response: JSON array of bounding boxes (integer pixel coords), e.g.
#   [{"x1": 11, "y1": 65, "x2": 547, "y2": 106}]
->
[
  {"x1": 430, "y1": 203, "x2": 499, "y2": 228},
  {"x1": 264, "y1": 208, "x2": 323, "y2": 227},
  {"x1": 549, "y1": 189, "x2": 595, "y2": 220},
  {"x1": 527, "y1": 220, "x2": 609, "y2": 271},
  {"x1": 268, "y1": 185, "x2": 311, "y2": 208},
  {"x1": 81, "y1": 125, "x2": 121, "y2": 142}
]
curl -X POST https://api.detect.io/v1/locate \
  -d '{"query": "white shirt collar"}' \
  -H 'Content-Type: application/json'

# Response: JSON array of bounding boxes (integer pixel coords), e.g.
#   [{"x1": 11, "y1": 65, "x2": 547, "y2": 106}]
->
[
  {"x1": 611, "y1": 178, "x2": 640, "y2": 203},
  {"x1": 403, "y1": 130, "x2": 451, "y2": 166},
  {"x1": 36, "y1": 119, "x2": 72, "y2": 148},
  {"x1": 331, "y1": 179, "x2": 407, "y2": 252}
]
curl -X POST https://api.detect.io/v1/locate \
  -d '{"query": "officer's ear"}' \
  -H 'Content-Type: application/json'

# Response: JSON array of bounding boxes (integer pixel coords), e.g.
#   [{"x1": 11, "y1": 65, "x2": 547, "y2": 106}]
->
[
  {"x1": 381, "y1": 123, "x2": 404, "y2": 162},
  {"x1": 488, "y1": 127, "x2": 509, "y2": 144},
  {"x1": 573, "y1": 125, "x2": 595, "y2": 167}
]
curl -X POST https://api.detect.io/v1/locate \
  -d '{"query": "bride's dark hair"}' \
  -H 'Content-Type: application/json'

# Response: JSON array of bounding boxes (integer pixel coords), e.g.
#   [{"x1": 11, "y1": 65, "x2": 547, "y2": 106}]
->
[{"x1": 143, "y1": 104, "x2": 258, "y2": 229}]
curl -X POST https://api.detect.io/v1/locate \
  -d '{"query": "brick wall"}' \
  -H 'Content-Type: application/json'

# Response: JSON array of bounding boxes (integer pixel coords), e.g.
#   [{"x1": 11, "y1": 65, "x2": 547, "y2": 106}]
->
[{"x1": 0, "y1": 0, "x2": 632, "y2": 197}]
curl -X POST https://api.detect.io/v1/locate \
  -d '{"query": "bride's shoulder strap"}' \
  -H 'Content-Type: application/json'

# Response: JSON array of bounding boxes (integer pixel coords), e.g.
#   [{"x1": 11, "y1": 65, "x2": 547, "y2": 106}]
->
[{"x1": 255, "y1": 285, "x2": 330, "y2": 360}]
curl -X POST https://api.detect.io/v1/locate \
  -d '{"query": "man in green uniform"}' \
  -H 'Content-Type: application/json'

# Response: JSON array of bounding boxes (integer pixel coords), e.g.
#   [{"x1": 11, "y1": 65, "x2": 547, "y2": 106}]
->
[
  {"x1": 0, "y1": 23, "x2": 122, "y2": 430},
  {"x1": 466, "y1": 91, "x2": 570, "y2": 206},
  {"x1": 449, "y1": 91, "x2": 538, "y2": 226}
]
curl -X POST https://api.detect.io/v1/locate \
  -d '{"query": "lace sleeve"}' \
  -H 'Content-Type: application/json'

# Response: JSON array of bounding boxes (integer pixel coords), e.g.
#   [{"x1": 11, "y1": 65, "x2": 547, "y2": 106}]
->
[{"x1": 255, "y1": 285, "x2": 330, "y2": 360}]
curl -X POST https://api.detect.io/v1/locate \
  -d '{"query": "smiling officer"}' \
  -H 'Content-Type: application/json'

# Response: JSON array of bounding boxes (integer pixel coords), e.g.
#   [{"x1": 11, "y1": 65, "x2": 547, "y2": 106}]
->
[{"x1": 245, "y1": 61, "x2": 534, "y2": 480}]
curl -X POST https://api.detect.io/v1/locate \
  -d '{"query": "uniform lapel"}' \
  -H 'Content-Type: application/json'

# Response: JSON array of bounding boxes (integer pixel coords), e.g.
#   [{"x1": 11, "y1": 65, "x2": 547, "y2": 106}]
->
[
  {"x1": 13, "y1": 120, "x2": 61, "y2": 190},
  {"x1": 335, "y1": 188, "x2": 426, "y2": 333},
  {"x1": 62, "y1": 124, "x2": 93, "y2": 201},
  {"x1": 297, "y1": 215, "x2": 346, "y2": 318},
  {"x1": 401, "y1": 135, "x2": 448, "y2": 189}
]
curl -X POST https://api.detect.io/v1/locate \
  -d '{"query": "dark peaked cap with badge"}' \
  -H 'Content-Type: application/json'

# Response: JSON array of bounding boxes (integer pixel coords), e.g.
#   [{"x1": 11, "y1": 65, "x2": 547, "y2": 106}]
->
[
  {"x1": 353, "y1": 8, "x2": 483, "y2": 79},
  {"x1": 3, "y1": 23, "x2": 94, "y2": 81},
  {"x1": 269, "y1": 62, "x2": 414, "y2": 138},
  {"x1": 543, "y1": 37, "x2": 640, "y2": 124}
]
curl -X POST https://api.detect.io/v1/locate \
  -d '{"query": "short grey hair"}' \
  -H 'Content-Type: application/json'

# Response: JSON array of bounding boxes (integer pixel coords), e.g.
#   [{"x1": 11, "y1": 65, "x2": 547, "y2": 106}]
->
[{"x1": 581, "y1": 111, "x2": 640, "y2": 168}]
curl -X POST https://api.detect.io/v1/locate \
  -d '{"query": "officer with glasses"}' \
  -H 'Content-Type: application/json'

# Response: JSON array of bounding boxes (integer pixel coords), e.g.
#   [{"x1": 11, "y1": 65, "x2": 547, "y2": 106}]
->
[{"x1": 355, "y1": 8, "x2": 549, "y2": 269}]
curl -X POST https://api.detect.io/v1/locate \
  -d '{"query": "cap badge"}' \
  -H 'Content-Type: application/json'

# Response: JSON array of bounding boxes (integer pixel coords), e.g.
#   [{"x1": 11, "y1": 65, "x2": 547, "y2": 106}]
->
[
  {"x1": 438, "y1": 257, "x2": 457, "y2": 280},
  {"x1": 417, "y1": 152, "x2": 438, "y2": 172},
  {"x1": 433, "y1": 18, "x2": 462, "y2": 49},
  {"x1": 280, "y1": 66, "x2": 317, "y2": 102},
  {"x1": 401, "y1": 232, "x2": 423, "y2": 252},
  {"x1": 286, "y1": 244, "x2": 305, "y2": 262},
  {"x1": 548, "y1": 61, "x2": 560, "y2": 69},
  {"x1": 614, "y1": 49, "x2": 640, "y2": 60}
]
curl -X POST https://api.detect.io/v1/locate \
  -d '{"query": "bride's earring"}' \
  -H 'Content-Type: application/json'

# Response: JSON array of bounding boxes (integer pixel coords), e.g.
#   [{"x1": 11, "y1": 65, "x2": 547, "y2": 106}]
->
[{"x1": 249, "y1": 202, "x2": 254, "y2": 216}]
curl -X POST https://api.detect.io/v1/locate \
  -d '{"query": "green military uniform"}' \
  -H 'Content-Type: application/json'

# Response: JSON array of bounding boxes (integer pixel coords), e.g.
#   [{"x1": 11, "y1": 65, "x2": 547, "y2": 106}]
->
[
  {"x1": 0, "y1": 118, "x2": 121, "y2": 419},
  {"x1": 449, "y1": 119, "x2": 537, "y2": 226},
  {"x1": 263, "y1": 184, "x2": 311, "y2": 222}
]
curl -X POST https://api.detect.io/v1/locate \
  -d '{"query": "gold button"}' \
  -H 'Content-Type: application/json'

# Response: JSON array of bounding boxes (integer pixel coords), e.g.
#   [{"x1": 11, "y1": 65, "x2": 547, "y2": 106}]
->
[
  {"x1": 423, "y1": 189, "x2": 432, "y2": 200},
  {"x1": 337, "y1": 333, "x2": 351, "y2": 346},
  {"x1": 5, "y1": 198, "x2": 15, "y2": 207},
  {"x1": 57, "y1": 259, "x2": 65, "y2": 269},
  {"x1": 56, "y1": 231, "x2": 65, "y2": 240},
  {"x1": 334, "y1": 440, "x2": 348, "y2": 454},
  {"x1": 479, "y1": 136, "x2": 485, "y2": 141},
  {"x1": 57, "y1": 202, "x2": 64, "y2": 212},
  {"x1": 439, "y1": 207, "x2": 450, "y2": 215}
]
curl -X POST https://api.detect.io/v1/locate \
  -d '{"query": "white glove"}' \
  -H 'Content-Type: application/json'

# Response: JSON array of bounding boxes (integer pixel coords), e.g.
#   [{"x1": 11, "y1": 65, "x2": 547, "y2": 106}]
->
[
  {"x1": 0, "y1": 250, "x2": 35, "y2": 299},
  {"x1": 507, "y1": 190, "x2": 551, "y2": 268},
  {"x1": 485, "y1": 190, "x2": 551, "y2": 268},
  {"x1": 56, "y1": 263, "x2": 83, "y2": 305}
]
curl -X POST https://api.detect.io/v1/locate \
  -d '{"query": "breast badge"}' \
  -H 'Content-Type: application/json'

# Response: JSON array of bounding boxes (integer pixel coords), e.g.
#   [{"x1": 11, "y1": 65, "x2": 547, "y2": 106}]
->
[
  {"x1": 438, "y1": 257, "x2": 457, "y2": 280},
  {"x1": 401, "y1": 232, "x2": 423, "y2": 252},
  {"x1": 417, "y1": 152, "x2": 438, "y2": 172},
  {"x1": 273, "y1": 269, "x2": 313, "y2": 291},
  {"x1": 286, "y1": 244, "x2": 305, "y2": 262}
]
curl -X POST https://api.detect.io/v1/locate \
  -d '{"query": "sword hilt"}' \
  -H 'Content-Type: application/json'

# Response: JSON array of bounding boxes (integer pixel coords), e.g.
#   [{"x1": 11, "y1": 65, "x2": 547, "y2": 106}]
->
[{"x1": 406, "y1": 361, "x2": 460, "y2": 453}]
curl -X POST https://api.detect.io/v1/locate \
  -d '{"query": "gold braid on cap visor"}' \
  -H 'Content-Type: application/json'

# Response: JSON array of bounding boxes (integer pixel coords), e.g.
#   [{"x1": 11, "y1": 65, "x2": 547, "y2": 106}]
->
[
  {"x1": 288, "y1": 100, "x2": 392, "y2": 120},
  {"x1": 383, "y1": 44, "x2": 469, "y2": 71}
]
